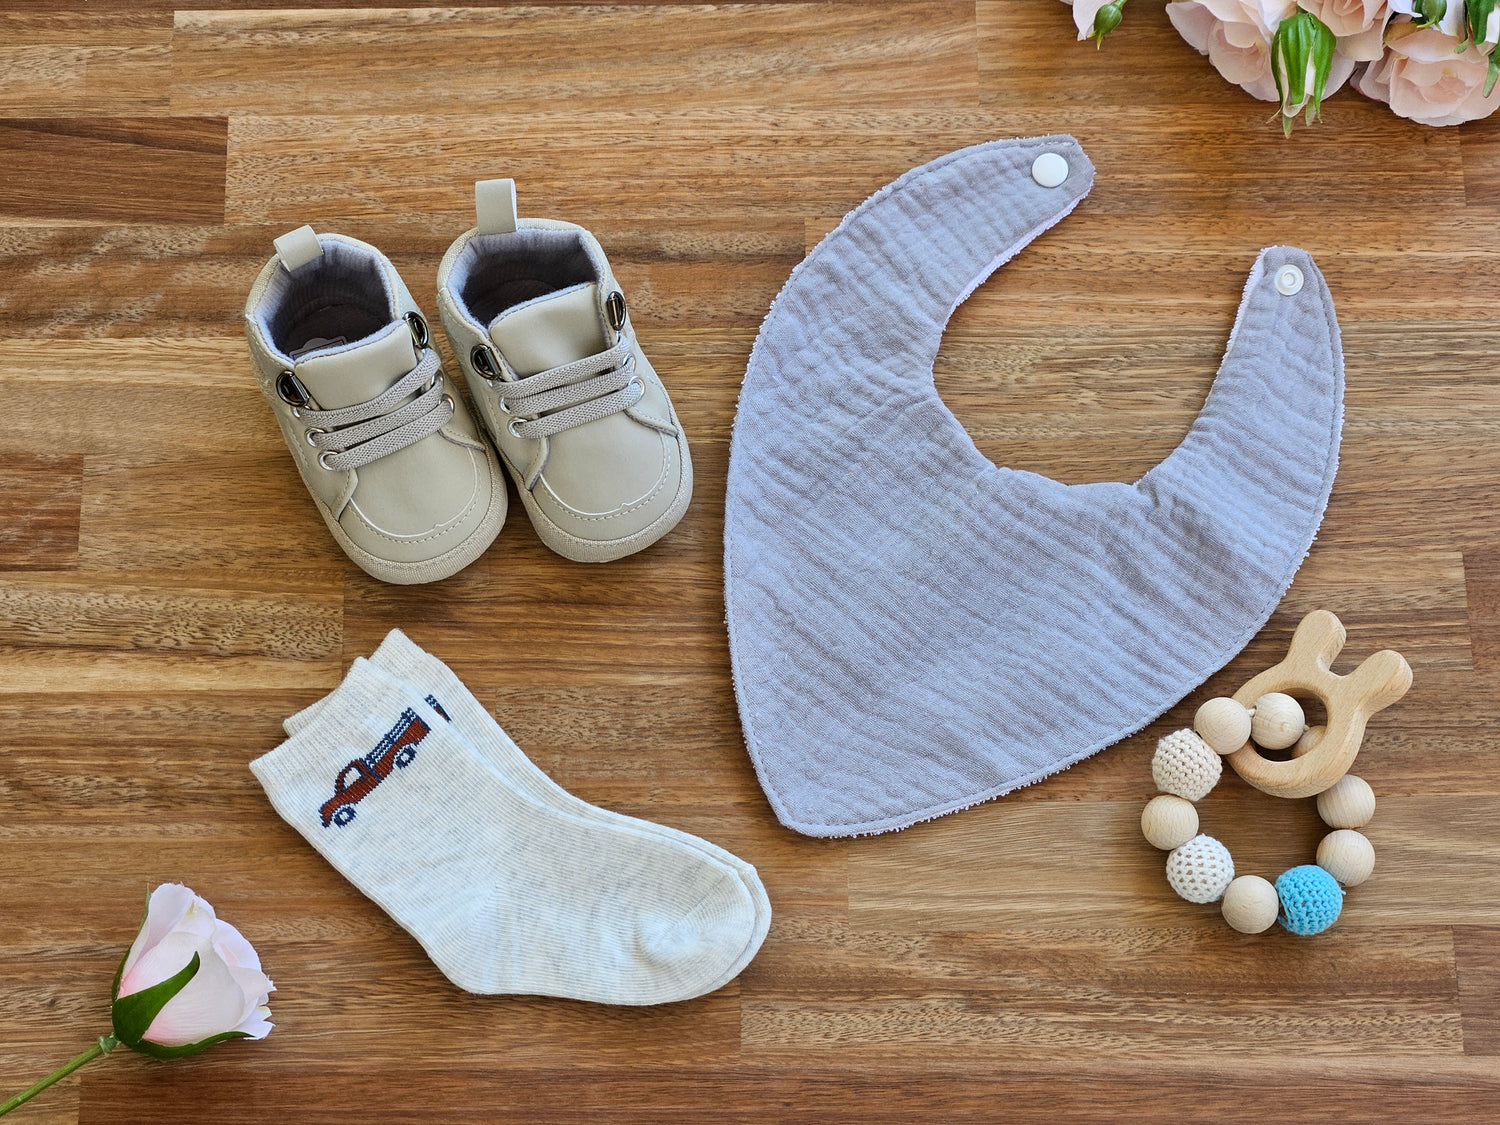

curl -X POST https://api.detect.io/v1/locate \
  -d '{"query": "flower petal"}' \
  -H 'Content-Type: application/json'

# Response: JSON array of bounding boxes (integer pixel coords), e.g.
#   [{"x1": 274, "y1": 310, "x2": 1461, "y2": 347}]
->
[
  {"x1": 119, "y1": 884, "x2": 197, "y2": 982},
  {"x1": 118, "y1": 929, "x2": 205, "y2": 1000},
  {"x1": 211, "y1": 919, "x2": 263, "y2": 974},
  {"x1": 143, "y1": 944, "x2": 257, "y2": 1048}
]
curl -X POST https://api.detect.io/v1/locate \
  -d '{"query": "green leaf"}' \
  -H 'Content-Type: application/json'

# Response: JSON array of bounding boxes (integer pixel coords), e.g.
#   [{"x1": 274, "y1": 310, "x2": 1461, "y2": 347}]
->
[
  {"x1": 129, "y1": 1031, "x2": 252, "y2": 1061},
  {"x1": 111, "y1": 952, "x2": 200, "y2": 1048},
  {"x1": 1487, "y1": 51, "x2": 1499, "y2": 97}
]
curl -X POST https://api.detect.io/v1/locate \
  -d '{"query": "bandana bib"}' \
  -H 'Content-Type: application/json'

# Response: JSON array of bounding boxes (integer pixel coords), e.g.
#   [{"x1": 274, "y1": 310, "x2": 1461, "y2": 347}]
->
[{"x1": 723, "y1": 136, "x2": 1344, "y2": 838}]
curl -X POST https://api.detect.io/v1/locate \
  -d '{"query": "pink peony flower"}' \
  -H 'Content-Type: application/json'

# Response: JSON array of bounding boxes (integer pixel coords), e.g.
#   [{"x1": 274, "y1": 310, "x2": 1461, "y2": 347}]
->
[
  {"x1": 116, "y1": 884, "x2": 274, "y2": 1048},
  {"x1": 1298, "y1": 0, "x2": 1392, "y2": 61},
  {"x1": 1353, "y1": 21, "x2": 1500, "y2": 124},
  {"x1": 1169, "y1": 1, "x2": 1328, "y2": 100}
]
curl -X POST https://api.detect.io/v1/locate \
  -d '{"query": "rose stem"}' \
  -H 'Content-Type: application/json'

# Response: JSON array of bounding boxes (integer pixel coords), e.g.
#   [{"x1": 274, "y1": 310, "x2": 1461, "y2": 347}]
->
[{"x1": 0, "y1": 1035, "x2": 118, "y2": 1117}]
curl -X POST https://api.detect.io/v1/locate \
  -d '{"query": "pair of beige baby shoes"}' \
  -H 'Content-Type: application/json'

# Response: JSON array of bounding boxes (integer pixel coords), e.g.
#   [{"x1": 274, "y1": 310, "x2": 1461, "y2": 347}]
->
[{"x1": 243, "y1": 180, "x2": 692, "y2": 584}]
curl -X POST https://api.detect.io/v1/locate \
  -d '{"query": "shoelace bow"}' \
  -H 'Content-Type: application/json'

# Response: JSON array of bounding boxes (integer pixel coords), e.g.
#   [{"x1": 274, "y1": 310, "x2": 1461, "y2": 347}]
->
[
  {"x1": 302, "y1": 349, "x2": 454, "y2": 471},
  {"x1": 496, "y1": 338, "x2": 644, "y2": 440}
]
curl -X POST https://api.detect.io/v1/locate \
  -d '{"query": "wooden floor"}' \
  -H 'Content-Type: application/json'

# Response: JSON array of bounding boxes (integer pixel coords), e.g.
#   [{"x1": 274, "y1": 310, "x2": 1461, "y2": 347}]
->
[{"x1": 2, "y1": 1, "x2": 1499, "y2": 1120}]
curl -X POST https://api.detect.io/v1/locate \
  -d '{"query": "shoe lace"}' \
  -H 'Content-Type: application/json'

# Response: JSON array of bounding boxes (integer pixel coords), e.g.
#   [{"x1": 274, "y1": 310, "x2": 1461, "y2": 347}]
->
[
  {"x1": 299, "y1": 348, "x2": 455, "y2": 471},
  {"x1": 495, "y1": 338, "x2": 644, "y2": 440}
]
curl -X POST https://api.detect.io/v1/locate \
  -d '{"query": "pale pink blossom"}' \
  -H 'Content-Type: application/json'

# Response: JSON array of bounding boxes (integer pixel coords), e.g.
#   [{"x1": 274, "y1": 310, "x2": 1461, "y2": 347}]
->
[
  {"x1": 1298, "y1": 0, "x2": 1392, "y2": 61},
  {"x1": 116, "y1": 884, "x2": 274, "y2": 1048},
  {"x1": 1353, "y1": 21, "x2": 1500, "y2": 125},
  {"x1": 1058, "y1": 1, "x2": 1116, "y2": 42},
  {"x1": 1168, "y1": 0, "x2": 1353, "y2": 101}
]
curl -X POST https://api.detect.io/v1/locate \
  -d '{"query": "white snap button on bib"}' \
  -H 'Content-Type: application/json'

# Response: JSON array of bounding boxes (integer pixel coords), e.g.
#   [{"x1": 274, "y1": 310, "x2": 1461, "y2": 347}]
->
[
  {"x1": 1275, "y1": 265, "x2": 1304, "y2": 296},
  {"x1": 1031, "y1": 152, "x2": 1069, "y2": 189}
]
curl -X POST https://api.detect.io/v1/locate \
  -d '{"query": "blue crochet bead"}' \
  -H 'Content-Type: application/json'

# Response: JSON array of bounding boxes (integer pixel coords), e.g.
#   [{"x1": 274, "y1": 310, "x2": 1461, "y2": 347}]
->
[{"x1": 1275, "y1": 864, "x2": 1344, "y2": 935}]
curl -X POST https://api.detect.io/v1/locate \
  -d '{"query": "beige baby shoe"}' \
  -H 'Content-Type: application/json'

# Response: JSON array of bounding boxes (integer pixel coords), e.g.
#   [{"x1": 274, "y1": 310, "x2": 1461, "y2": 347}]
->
[
  {"x1": 245, "y1": 227, "x2": 506, "y2": 584},
  {"x1": 436, "y1": 180, "x2": 692, "y2": 563}
]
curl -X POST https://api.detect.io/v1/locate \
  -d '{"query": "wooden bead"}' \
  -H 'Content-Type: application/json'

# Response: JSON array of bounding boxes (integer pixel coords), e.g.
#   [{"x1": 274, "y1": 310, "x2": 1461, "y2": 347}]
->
[
  {"x1": 1317, "y1": 774, "x2": 1375, "y2": 829},
  {"x1": 1194, "y1": 697, "x2": 1251, "y2": 755},
  {"x1": 1292, "y1": 724, "x2": 1323, "y2": 758},
  {"x1": 1317, "y1": 829, "x2": 1375, "y2": 886},
  {"x1": 1221, "y1": 875, "x2": 1280, "y2": 934},
  {"x1": 1141, "y1": 795, "x2": 1199, "y2": 850},
  {"x1": 1250, "y1": 692, "x2": 1306, "y2": 750}
]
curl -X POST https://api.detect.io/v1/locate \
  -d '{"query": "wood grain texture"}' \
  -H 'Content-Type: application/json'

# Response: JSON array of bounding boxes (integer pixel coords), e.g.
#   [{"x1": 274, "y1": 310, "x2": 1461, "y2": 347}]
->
[
  {"x1": 0, "y1": 2, "x2": 1498, "y2": 1122},
  {"x1": 0, "y1": 118, "x2": 226, "y2": 223},
  {"x1": 0, "y1": 455, "x2": 81, "y2": 570}
]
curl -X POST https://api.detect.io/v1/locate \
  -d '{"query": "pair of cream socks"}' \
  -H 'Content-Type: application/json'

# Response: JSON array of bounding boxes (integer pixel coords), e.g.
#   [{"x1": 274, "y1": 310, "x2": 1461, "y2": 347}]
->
[{"x1": 250, "y1": 629, "x2": 769, "y2": 1005}]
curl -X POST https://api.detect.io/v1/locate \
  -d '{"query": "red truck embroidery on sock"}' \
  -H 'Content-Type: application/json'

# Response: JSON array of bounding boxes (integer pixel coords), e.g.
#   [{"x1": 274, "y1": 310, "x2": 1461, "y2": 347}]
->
[{"x1": 320, "y1": 708, "x2": 430, "y2": 828}]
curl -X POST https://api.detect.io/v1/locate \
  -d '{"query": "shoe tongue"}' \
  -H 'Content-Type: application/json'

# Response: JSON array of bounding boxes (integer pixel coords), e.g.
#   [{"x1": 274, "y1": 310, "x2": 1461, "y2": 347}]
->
[
  {"x1": 295, "y1": 322, "x2": 418, "y2": 410},
  {"x1": 488, "y1": 283, "x2": 607, "y2": 378}
]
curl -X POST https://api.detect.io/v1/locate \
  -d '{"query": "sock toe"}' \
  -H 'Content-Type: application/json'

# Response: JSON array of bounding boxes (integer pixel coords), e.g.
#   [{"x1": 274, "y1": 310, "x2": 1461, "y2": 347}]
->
[{"x1": 632, "y1": 869, "x2": 758, "y2": 1003}]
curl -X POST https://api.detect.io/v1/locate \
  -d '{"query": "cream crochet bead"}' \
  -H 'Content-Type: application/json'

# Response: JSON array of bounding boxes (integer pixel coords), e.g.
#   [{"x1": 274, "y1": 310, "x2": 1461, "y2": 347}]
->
[
  {"x1": 1166, "y1": 834, "x2": 1236, "y2": 903},
  {"x1": 1151, "y1": 729, "x2": 1221, "y2": 801}
]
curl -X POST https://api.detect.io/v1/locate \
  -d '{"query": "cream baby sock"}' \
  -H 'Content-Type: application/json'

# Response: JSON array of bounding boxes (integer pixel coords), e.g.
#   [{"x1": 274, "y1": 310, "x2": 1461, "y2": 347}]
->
[
  {"x1": 252, "y1": 659, "x2": 759, "y2": 1005},
  {"x1": 284, "y1": 630, "x2": 773, "y2": 969}
]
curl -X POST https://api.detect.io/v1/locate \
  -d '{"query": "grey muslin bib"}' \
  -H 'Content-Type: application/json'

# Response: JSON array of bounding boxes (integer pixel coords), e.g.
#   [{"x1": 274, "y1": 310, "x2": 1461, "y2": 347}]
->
[{"x1": 723, "y1": 136, "x2": 1344, "y2": 838}]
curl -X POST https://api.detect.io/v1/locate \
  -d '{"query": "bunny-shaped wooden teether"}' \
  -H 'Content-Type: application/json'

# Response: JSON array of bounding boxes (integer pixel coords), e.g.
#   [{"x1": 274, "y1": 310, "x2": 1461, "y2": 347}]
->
[{"x1": 1217, "y1": 610, "x2": 1411, "y2": 798}]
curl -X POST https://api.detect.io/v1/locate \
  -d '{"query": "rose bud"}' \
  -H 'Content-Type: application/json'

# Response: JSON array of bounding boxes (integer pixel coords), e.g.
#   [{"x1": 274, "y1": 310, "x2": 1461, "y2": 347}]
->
[
  {"x1": 1092, "y1": 1, "x2": 1126, "y2": 47},
  {"x1": 0, "y1": 884, "x2": 273, "y2": 1116},
  {"x1": 111, "y1": 884, "x2": 274, "y2": 1057},
  {"x1": 1271, "y1": 9, "x2": 1339, "y2": 133}
]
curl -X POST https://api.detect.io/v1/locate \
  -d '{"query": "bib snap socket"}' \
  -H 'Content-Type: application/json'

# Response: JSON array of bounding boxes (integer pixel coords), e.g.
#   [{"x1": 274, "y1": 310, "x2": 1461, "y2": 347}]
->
[
  {"x1": 1031, "y1": 151, "x2": 1070, "y2": 187},
  {"x1": 724, "y1": 136, "x2": 1346, "y2": 838}
]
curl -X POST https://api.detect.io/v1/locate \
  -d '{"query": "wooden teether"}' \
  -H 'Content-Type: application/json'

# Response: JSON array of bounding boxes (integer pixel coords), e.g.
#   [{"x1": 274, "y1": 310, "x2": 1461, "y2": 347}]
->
[{"x1": 1224, "y1": 610, "x2": 1411, "y2": 798}]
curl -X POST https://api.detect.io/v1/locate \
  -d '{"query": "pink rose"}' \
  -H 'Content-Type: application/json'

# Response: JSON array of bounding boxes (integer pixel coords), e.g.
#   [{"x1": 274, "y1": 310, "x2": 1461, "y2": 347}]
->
[
  {"x1": 1298, "y1": 0, "x2": 1392, "y2": 61},
  {"x1": 1353, "y1": 21, "x2": 1500, "y2": 124},
  {"x1": 116, "y1": 884, "x2": 274, "y2": 1048},
  {"x1": 1168, "y1": 1, "x2": 1295, "y2": 99}
]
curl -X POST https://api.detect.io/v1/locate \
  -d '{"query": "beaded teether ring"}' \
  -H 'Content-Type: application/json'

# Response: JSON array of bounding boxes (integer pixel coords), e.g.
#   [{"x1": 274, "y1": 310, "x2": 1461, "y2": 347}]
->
[
  {"x1": 1143, "y1": 612, "x2": 1405, "y2": 933},
  {"x1": 1143, "y1": 712, "x2": 1379, "y2": 934}
]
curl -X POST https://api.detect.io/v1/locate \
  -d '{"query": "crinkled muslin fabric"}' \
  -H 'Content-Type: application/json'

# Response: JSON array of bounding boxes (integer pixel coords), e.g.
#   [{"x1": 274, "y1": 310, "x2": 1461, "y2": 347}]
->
[{"x1": 723, "y1": 136, "x2": 1344, "y2": 838}]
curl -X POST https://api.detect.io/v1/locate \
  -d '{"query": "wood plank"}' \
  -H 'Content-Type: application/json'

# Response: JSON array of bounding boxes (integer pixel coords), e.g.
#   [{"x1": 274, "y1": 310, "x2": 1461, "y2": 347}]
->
[
  {"x1": 0, "y1": 225, "x2": 795, "y2": 338},
  {"x1": 67, "y1": 1062, "x2": 1500, "y2": 1123},
  {"x1": 1460, "y1": 110, "x2": 1500, "y2": 207},
  {"x1": 171, "y1": 4, "x2": 978, "y2": 116},
  {"x1": 846, "y1": 791, "x2": 1500, "y2": 930},
  {"x1": 0, "y1": 14, "x2": 169, "y2": 117},
  {"x1": 1465, "y1": 549, "x2": 1500, "y2": 678},
  {"x1": 1458, "y1": 926, "x2": 1500, "y2": 1055},
  {"x1": 0, "y1": 118, "x2": 226, "y2": 224},
  {"x1": 741, "y1": 918, "x2": 1459, "y2": 1057},
  {"x1": 78, "y1": 453, "x2": 349, "y2": 573},
  {"x1": 0, "y1": 455, "x2": 81, "y2": 570},
  {"x1": 0, "y1": 571, "x2": 341, "y2": 692}
]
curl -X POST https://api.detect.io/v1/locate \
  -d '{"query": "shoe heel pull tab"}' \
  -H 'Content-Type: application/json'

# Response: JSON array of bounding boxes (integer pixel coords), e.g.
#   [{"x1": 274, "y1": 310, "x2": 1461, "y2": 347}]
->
[
  {"x1": 476, "y1": 179, "x2": 518, "y2": 235},
  {"x1": 274, "y1": 225, "x2": 323, "y2": 272}
]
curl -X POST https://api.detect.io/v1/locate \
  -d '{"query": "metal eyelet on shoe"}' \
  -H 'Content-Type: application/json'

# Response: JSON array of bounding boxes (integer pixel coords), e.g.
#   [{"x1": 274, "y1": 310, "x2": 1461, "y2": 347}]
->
[
  {"x1": 507, "y1": 417, "x2": 526, "y2": 438},
  {"x1": 276, "y1": 370, "x2": 311, "y2": 407},
  {"x1": 605, "y1": 290, "x2": 627, "y2": 332},
  {"x1": 441, "y1": 393, "x2": 454, "y2": 413},
  {"x1": 404, "y1": 311, "x2": 429, "y2": 349},
  {"x1": 317, "y1": 451, "x2": 337, "y2": 471},
  {"x1": 471, "y1": 344, "x2": 501, "y2": 381},
  {"x1": 304, "y1": 427, "x2": 326, "y2": 448},
  {"x1": 496, "y1": 395, "x2": 511, "y2": 416}
]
